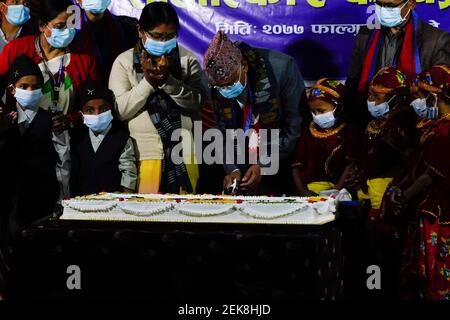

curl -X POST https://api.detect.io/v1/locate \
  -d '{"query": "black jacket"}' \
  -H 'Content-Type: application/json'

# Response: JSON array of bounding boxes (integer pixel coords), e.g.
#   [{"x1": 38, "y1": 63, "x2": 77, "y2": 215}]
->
[
  {"x1": 70, "y1": 120, "x2": 130, "y2": 196},
  {"x1": 0, "y1": 109, "x2": 59, "y2": 228}
]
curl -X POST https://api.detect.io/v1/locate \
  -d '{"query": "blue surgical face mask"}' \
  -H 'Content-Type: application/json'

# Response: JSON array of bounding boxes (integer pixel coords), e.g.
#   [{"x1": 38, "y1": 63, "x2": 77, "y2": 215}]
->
[
  {"x1": 375, "y1": 1, "x2": 411, "y2": 28},
  {"x1": 411, "y1": 97, "x2": 428, "y2": 118},
  {"x1": 45, "y1": 26, "x2": 76, "y2": 49},
  {"x1": 14, "y1": 88, "x2": 43, "y2": 110},
  {"x1": 218, "y1": 81, "x2": 246, "y2": 100},
  {"x1": 367, "y1": 96, "x2": 393, "y2": 119},
  {"x1": 312, "y1": 108, "x2": 336, "y2": 129},
  {"x1": 144, "y1": 36, "x2": 177, "y2": 57},
  {"x1": 83, "y1": 110, "x2": 113, "y2": 133},
  {"x1": 218, "y1": 65, "x2": 246, "y2": 99},
  {"x1": 5, "y1": 4, "x2": 31, "y2": 26},
  {"x1": 81, "y1": 0, "x2": 111, "y2": 15},
  {"x1": 411, "y1": 100, "x2": 439, "y2": 119}
]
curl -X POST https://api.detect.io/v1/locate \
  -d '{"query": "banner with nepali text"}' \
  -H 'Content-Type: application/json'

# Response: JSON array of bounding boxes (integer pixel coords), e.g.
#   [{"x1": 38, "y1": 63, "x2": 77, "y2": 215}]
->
[{"x1": 109, "y1": 0, "x2": 449, "y2": 80}]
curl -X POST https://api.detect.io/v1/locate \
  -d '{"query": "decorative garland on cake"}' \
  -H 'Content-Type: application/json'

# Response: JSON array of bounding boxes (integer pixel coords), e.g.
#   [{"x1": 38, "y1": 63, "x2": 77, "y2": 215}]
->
[
  {"x1": 176, "y1": 203, "x2": 237, "y2": 217},
  {"x1": 65, "y1": 201, "x2": 117, "y2": 213},
  {"x1": 239, "y1": 203, "x2": 308, "y2": 220},
  {"x1": 118, "y1": 202, "x2": 174, "y2": 216}
]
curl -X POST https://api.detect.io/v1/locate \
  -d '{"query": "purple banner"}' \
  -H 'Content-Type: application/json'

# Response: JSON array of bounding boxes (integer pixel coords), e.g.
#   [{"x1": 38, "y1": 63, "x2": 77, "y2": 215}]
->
[{"x1": 109, "y1": 0, "x2": 449, "y2": 81}]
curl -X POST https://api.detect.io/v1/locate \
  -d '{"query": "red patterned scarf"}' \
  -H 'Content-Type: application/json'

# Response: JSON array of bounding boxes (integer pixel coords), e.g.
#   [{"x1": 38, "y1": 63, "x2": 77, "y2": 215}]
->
[{"x1": 358, "y1": 12, "x2": 422, "y2": 93}]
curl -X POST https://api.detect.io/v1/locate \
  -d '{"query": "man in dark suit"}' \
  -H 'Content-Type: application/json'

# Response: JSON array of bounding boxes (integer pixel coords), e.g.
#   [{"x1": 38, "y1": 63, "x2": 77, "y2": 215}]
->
[
  {"x1": 346, "y1": 0, "x2": 449, "y2": 128},
  {"x1": 202, "y1": 31, "x2": 305, "y2": 195}
]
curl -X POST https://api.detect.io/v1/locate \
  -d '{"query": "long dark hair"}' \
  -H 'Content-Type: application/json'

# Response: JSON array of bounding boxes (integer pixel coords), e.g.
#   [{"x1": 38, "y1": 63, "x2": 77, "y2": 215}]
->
[
  {"x1": 40, "y1": 0, "x2": 73, "y2": 24},
  {"x1": 139, "y1": 2, "x2": 180, "y2": 32}
]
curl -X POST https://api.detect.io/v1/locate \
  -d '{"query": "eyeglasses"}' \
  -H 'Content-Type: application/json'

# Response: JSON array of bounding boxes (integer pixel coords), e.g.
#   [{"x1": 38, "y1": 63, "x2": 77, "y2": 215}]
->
[
  {"x1": 145, "y1": 31, "x2": 177, "y2": 42},
  {"x1": 48, "y1": 22, "x2": 68, "y2": 30}
]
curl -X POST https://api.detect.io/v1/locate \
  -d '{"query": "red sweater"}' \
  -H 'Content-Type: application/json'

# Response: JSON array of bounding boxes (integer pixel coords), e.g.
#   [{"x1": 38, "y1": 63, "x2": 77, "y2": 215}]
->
[{"x1": 0, "y1": 35, "x2": 100, "y2": 95}]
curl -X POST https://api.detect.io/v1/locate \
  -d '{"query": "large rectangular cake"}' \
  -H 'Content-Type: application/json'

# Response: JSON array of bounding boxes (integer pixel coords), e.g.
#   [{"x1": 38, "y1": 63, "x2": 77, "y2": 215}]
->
[{"x1": 60, "y1": 193, "x2": 337, "y2": 225}]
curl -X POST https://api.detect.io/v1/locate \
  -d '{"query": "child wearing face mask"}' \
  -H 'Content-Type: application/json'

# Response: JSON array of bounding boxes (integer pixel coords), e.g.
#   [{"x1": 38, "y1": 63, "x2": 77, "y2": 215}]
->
[
  {"x1": 387, "y1": 66, "x2": 450, "y2": 202},
  {"x1": 410, "y1": 66, "x2": 446, "y2": 137},
  {"x1": 357, "y1": 67, "x2": 417, "y2": 220},
  {"x1": 385, "y1": 65, "x2": 450, "y2": 299},
  {"x1": 0, "y1": 0, "x2": 102, "y2": 203},
  {"x1": 291, "y1": 79, "x2": 358, "y2": 196},
  {"x1": 69, "y1": 81, "x2": 137, "y2": 196},
  {"x1": 1, "y1": 54, "x2": 59, "y2": 232},
  {"x1": 351, "y1": 67, "x2": 418, "y2": 298}
]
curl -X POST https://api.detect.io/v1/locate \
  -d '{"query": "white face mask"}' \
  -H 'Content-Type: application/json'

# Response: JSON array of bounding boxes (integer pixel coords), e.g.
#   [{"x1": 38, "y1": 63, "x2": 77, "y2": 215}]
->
[
  {"x1": 81, "y1": 0, "x2": 112, "y2": 14},
  {"x1": 410, "y1": 97, "x2": 428, "y2": 118},
  {"x1": 45, "y1": 26, "x2": 76, "y2": 49},
  {"x1": 311, "y1": 108, "x2": 336, "y2": 129},
  {"x1": 5, "y1": 4, "x2": 31, "y2": 26},
  {"x1": 14, "y1": 88, "x2": 43, "y2": 110},
  {"x1": 143, "y1": 36, "x2": 177, "y2": 57},
  {"x1": 411, "y1": 93, "x2": 440, "y2": 119},
  {"x1": 367, "y1": 96, "x2": 394, "y2": 119},
  {"x1": 83, "y1": 110, "x2": 113, "y2": 133},
  {"x1": 375, "y1": 1, "x2": 411, "y2": 28}
]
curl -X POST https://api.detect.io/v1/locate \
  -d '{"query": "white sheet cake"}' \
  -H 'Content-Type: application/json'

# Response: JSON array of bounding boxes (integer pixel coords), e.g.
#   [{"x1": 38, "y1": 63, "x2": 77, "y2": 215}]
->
[{"x1": 60, "y1": 193, "x2": 337, "y2": 225}]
